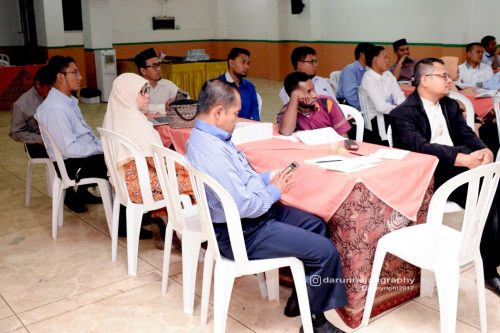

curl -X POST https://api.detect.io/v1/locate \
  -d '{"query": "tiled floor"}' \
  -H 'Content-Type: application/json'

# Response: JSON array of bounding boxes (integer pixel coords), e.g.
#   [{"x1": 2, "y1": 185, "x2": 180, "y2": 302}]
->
[{"x1": 0, "y1": 77, "x2": 499, "y2": 332}]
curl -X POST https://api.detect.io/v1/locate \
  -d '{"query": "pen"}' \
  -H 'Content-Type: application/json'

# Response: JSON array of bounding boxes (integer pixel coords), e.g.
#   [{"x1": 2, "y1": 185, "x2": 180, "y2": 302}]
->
[
  {"x1": 349, "y1": 152, "x2": 364, "y2": 156},
  {"x1": 316, "y1": 159, "x2": 342, "y2": 163}
]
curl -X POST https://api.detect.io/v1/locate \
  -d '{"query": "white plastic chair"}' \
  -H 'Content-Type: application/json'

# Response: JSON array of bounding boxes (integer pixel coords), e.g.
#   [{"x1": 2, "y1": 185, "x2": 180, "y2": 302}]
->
[
  {"x1": 24, "y1": 144, "x2": 54, "y2": 207},
  {"x1": 386, "y1": 125, "x2": 393, "y2": 147},
  {"x1": 257, "y1": 92, "x2": 262, "y2": 118},
  {"x1": 358, "y1": 85, "x2": 388, "y2": 141},
  {"x1": 38, "y1": 124, "x2": 113, "y2": 240},
  {"x1": 150, "y1": 143, "x2": 206, "y2": 315},
  {"x1": 329, "y1": 70, "x2": 341, "y2": 93},
  {"x1": 0, "y1": 54, "x2": 9, "y2": 66},
  {"x1": 448, "y1": 91, "x2": 475, "y2": 129},
  {"x1": 339, "y1": 104, "x2": 364, "y2": 142},
  {"x1": 362, "y1": 162, "x2": 500, "y2": 333},
  {"x1": 98, "y1": 128, "x2": 166, "y2": 276},
  {"x1": 493, "y1": 96, "x2": 500, "y2": 151},
  {"x1": 186, "y1": 164, "x2": 313, "y2": 332}
]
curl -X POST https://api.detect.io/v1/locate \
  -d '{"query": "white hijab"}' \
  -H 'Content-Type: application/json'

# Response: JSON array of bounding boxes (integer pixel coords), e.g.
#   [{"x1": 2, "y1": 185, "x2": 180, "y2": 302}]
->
[{"x1": 103, "y1": 73, "x2": 163, "y2": 166}]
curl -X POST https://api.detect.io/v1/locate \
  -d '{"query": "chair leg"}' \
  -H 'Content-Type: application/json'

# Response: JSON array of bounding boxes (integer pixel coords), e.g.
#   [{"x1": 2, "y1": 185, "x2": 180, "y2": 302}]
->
[
  {"x1": 200, "y1": 248, "x2": 214, "y2": 326},
  {"x1": 435, "y1": 265, "x2": 459, "y2": 333},
  {"x1": 473, "y1": 257, "x2": 488, "y2": 333},
  {"x1": 111, "y1": 199, "x2": 120, "y2": 261},
  {"x1": 361, "y1": 247, "x2": 387, "y2": 326},
  {"x1": 181, "y1": 232, "x2": 203, "y2": 315},
  {"x1": 97, "y1": 180, "x2": 113, "y2": 235},
  {"x1": 58, "y1": 188, "x2": 65, "y2": 227},
  {"x1": 265, "y1": 269, "x2": 280, "y2": 302},
  {"x1": 51, "y1": 178, "x2": 63, "y2": 240},
  {"x1": 213, "y1": 263, "x2": 235, "y2": 333},
  {"x1": 126, "y1": 205, "x2": 143, "y2": 276},
  {"x1": 289, "y1": 262, "x2": 313, "y2": 333},
  {"x1": 257, "y1": 272, "x2": 268, "y2": 298},
  {"x1": 420, "y1": 268, "x2": 435, "y2": 298},
  {"x1": 25, "y1": 163, "x2": 33, "y2": 207},
  {"x1": 161, "y1": 223, "x2": 174, "y2": 294},
  {"x1": 45, "y1": 163, "x2": 54, "y2": 198}
]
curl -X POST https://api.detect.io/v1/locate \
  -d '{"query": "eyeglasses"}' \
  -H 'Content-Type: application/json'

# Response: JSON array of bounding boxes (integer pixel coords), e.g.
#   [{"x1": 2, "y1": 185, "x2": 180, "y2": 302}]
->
[
  {"x1": 300, "y1": 59, "x2": 318, "y2": 65},
  {"x1": 425, "y1": 73, "x2": 451, "y2": 80},
  {"x1": 64, "y1": 69, "x2": 81, "y2": 76},
  {"x1": 140, "y1": 83, "x2": 150, "y2": 96},
  {"x1": 144, "y1": 63, "x2": 161, "y2": 69}
]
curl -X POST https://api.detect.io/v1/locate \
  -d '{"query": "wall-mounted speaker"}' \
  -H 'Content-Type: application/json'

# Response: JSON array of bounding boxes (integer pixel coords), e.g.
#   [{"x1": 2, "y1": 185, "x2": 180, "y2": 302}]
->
[{"x1": 291, "y1": 0, "x2": 305, "y2": 14}]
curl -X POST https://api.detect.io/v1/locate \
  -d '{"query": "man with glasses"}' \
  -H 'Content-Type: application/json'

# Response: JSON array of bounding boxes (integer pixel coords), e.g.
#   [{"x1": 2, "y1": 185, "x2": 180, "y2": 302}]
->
[
  {"x1": 134, "y1": 48, "x2": 184, "y2": 114},
  {"x1": 457, "y1": 43, "x2": 493, "y2": 88},
  {"x1": 389, "y1": 58, "x2": 500, "y2": 297},
  {"x1": 279, "y1": 46, "x2": 336, "y2": 105},
  {"x1": 35, "y1": 55, "x2": 106, "y2": 213},
  {"x1": 216, "y1": 47, "x2": 259, "y2": 120},
  {"x1": 481, "y1": 35, "x2": 499, "y2": 70}
]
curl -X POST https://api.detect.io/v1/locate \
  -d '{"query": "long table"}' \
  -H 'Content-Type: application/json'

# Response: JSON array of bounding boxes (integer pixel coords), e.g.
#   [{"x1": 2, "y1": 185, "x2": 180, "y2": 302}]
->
[
  {"x1": 117, "y1": 59, "x2": 226, "y2": 99},
  {"x1": 156, "y1": 124, "x2": 438, "y2": 328}
]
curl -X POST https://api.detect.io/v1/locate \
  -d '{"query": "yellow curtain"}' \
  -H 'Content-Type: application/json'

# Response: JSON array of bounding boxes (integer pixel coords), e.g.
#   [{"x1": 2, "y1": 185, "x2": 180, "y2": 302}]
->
[
  {"x1": 205, "y1": 61, "x2": 228, "y2": 81},
  {"x1": 162, "y1": 62, "x2": 205, "y2": 99}
]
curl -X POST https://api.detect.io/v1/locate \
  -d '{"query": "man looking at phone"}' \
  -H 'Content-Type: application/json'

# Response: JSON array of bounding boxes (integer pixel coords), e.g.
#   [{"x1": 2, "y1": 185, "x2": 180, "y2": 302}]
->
[
  {"x1": 278, "y1": 71, "x2": 351, "y2": 137},
  {"x1": 186, "y1": 80, "x2": 347, "y2": 333},
  {"x1": 134, "y1": 48, "x2": 187, "y2": 114}
]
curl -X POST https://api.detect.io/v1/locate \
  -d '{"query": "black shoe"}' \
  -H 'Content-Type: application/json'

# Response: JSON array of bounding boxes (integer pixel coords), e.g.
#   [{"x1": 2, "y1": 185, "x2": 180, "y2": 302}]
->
[
  {"x1": 64, "y1": 189, "x2": 87, "y2": 213},
  {"x1": 299, "y1": 320, "x2": 346, "y2": 333},
  {"x1": 284, "y1": 297, "x2": 301, "y2": 317},
  {"x1": 485, "y1": 276, "x2": 500, "y2": 297},
  {"x1": 77, "y1": 188, "x2": 102, "y2": 204},
  {"x1": 117, "y1": 206, "x2": 153, "y2": 239}
]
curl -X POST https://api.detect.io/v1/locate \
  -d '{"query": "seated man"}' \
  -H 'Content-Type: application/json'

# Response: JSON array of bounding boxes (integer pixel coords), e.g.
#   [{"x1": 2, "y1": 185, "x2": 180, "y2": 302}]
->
[
  {"x1": 481, "y1": 35, "x2": 499, "y2": 70},
  {"x1": 9, "y1": 65, "x2": 52, "y2": 158},
  {"x1": 457, "y1": 43, "x2": 493, "y2": 88},
  {"x1": 278, "y1": 71, "x2": 351, "y2": 136},
  {"x1": 389, "y1": 57, "x2": 500, "y2": 297},
  {"x1": 186, "y1": 80, "x2": 347, "y2": 333},
  {"x1": 360, "y1": 45, "x2": 406, "y2": 144},
  {"x1": 390, "y1": 38, "x2": 418, "y2": 81},
  {"x1": 279, "y1": 46, "x2": 336, "y2": 105},
  {"x1": 336, "y1": 42, "x2": 374, "y2": 110},
  {"x1": 36, "y1": 56, "x2": 106, "y2": 213},
  {"x1": 134, "y1": 48, "x2": 184, "y2": 114},
  {"x1": 216, "y1": 47, "x2": 259, "y2": 120}
]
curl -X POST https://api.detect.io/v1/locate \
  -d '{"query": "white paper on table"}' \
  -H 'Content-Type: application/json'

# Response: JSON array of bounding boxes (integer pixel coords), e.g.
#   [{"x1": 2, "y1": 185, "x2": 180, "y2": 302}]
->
[
  {"x1": 305, "y1": 155, "x2": 379, "y2": 173},
  {"x1": 294, "y1": 127, "x2": 346, "y2": 145},
  {"x1": 274, "y1": 134, "x2": 300, "y2": 142},
  {"x1": 475, "y1": 88, "x2": 499, "y2": 98},
  {"x1": 371, "y1": 148, "x2": 409, "y2": 160},
  {"x1": 231, "y1": 122, "x2": 274, "y2": 145}
]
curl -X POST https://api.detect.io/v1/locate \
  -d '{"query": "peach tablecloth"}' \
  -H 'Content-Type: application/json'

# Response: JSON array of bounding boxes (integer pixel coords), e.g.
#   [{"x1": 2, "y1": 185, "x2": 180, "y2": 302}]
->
[{"x1": 400, "y1": 84, "x2": 493, "y2": 117}]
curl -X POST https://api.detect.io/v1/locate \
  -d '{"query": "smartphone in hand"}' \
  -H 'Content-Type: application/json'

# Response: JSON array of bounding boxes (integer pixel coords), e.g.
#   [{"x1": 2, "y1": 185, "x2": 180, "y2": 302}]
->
[
  {"x1": 344, "y1": 139, "x2": 359, "y2": 151},
  {"x1": 283, "y1": 161, "x2": 299, "y2": 174}
]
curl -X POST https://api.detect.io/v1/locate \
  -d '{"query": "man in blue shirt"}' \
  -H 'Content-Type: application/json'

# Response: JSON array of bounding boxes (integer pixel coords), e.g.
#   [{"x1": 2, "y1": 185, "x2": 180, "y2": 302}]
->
[
  {"x1": 336, "y1": 42, "x2": 374, "y2": 110},
  {"x1": 186, "y1": 80, "x2": 347, "y2": 333},
  {"x1": 217, "y1": 48, "x2": 260, "y2": 121}
]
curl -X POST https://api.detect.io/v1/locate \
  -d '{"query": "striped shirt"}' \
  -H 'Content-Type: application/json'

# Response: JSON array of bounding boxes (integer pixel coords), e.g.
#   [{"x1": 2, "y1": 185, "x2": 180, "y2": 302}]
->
[{"x1": 186, "y1": 119, "x2": 280, "y2": 223}]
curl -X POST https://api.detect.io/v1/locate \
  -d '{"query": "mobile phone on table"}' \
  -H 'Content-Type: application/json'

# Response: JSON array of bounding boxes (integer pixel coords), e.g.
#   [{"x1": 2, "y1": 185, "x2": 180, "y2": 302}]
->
[
  {"x1": 344, "y1": 139, "x2": 359, "y2": 151},
  {"x1": 283, "y1": 161, "x2": 299, "y2": 174}
]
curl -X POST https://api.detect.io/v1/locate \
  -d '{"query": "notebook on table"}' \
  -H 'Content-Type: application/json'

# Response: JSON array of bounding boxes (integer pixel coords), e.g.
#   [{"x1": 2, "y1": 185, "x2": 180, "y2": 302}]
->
[{"x1": 148, "y1": 116, "x2": 170, "y2": 126}]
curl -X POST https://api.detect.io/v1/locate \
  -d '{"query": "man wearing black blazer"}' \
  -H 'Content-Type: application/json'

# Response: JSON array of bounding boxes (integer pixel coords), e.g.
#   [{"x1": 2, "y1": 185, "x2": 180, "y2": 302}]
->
[{"x1": 389, "y1": 57, "x2": 500, "y2": 297}]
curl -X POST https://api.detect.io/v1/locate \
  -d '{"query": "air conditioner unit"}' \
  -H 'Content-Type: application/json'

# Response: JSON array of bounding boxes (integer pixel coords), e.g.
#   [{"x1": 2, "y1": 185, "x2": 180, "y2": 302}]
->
[{"x1": 152, "y1": 16, "x2": 175, "y2": 30}]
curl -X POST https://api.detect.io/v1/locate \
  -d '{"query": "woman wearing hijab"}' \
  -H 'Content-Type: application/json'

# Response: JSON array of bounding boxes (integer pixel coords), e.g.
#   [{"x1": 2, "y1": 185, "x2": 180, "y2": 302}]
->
[{"x1": 103, "y1": 73, "x2": 192, "y2": 249}]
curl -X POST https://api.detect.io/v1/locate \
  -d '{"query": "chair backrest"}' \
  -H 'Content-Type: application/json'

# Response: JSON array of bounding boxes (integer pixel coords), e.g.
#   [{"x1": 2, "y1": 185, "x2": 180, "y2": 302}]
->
[
  {"x1": 97, "y1": 127, "x2": 157, "y2": 209},
  {"x1": 493, "y1": 96, "x2": 500, "y2": 151},
  {"x1": 448, "y1": 91, "x2": 475, "y2": 129},
  {"x1": 357, "y1": 85, "x2": 372, "y2": 129},
  {"x1": 426, "y1": 162, "x2": 500, "y2": 265},
  {"x1": 37, "y1": 122, "x2": 75, "y2": 187},
  {"x1": 257, "y1": 92, "x2": 262, "y2": 118},
  {"x1": 186, "y1": 164, "x2": 249, "y2": 265},
  {"x1": 329, "y1": 71, "x2": 341, "y2": 94},
  {"x1": 440, "y1": 56, "x2": 459, "y2": 81},
  {"x1": 387, "y1": 125, "x2": 393, "y2": 147},
  {"x1": 0, "y1": 54, "x2": 10, "y2": 66},
  {"x1": 151, "y1": 143, "x2": 198, "y2": 233},
  {"x1": 339, "y1": 104, "x2": 364, "y2": 141}
]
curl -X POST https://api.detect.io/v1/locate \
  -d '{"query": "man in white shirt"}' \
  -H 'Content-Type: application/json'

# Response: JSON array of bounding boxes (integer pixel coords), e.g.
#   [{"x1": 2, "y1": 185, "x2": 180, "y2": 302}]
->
[
  {"x1": 279, "y1": 46, "x2": 335, "y2": 105},
  {"x1": 457, "y1": 43, "x2": 493, "y2": 88},
  {"x1": 481, "y1": 35, "x2": 499, "y2": 70},
  {"x1": 134, "y1": 48, "x2": 183, "y2": 114},
  {"x1": 360, "y1": 45, "x2": 405, "y2": 144}
]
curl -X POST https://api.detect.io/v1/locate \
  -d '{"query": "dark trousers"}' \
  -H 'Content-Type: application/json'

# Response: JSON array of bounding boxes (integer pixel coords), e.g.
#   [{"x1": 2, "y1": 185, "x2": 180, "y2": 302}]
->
[
  {"x1": 53, "y1": 154, "x2": 108, "y2": 180},
  {"x1": 435, "y1": 164, "x2": 500, "y2": 279},
  {"x1": 214, "y1": 204, "x2": 347, "y2": 314},
  {"x1": 25, "y1": 143, "x2": 49, "y2": 159},
  {"x1": 363, "y1": 117, "x2": 389, "y2": 146}
]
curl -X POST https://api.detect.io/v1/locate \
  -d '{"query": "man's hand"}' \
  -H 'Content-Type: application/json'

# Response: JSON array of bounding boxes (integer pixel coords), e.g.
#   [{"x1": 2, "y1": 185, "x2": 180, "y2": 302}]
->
[
  {"x1": 455, "y1": 148, "x2": 494, "y2": 169},
  {"x1": 398, "y1": 55, "x2": 409, "y2": 65},
  {"x1": 270, "y1": 169, "x2": 294, "y2": 193},
  {"x1": 290, "y1": 88, "x2": 313, "y2": 107}
]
